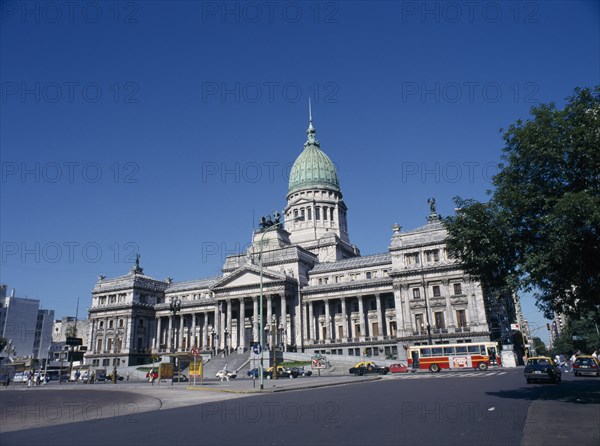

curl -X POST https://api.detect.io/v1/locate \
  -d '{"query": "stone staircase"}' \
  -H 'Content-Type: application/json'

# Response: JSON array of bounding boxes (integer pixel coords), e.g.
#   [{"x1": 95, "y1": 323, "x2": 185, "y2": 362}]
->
[{"x1": 203, "y1": 351, "x2": 252, "y2": 377}]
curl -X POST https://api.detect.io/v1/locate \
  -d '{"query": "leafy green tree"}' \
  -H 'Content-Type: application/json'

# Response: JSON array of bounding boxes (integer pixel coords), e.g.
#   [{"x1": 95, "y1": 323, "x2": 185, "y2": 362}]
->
[
  {"x1": 445, "y1": 86, "x2": 600, "y2": 321},
  {"x1": 532, "y1": 337, "x2": 548, "y2": 356},
  {"x1": 550, "y1": 315, "x2": 600, "y2": 355}
]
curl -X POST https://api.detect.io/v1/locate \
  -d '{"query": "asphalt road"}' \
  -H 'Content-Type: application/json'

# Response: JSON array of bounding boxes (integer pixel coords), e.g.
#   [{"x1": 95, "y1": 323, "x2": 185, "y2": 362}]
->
[{"x1": 1, "y1": 369, "x2": 598, "y2": 446}]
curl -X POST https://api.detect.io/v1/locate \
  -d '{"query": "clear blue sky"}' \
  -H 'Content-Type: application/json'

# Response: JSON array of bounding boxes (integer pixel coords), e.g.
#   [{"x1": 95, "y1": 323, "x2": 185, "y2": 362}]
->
[{"x1": 1, "y1": 1, "x2": 598, "y2": 344}]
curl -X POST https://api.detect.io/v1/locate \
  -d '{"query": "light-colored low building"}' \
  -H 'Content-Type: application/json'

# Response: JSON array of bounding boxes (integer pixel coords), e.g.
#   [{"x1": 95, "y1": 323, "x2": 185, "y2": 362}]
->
[{"x1": 85, "y1": 115, "x2": 495, "y2": 367}]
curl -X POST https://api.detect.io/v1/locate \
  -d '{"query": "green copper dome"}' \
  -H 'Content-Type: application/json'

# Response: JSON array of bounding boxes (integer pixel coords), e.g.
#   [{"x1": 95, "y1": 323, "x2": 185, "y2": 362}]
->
[{"x1": 288, "y1": 118, "x2": 340, "y2": 195}]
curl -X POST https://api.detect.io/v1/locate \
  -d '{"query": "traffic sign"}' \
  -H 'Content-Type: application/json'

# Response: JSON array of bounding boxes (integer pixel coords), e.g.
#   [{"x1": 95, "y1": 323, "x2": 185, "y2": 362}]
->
[
  {"x1": 190, "y1": 346, "x2": 199, "y2": 356},
  {"x1": 252, "y1": 344, "x2": 262, "y2": 354}
]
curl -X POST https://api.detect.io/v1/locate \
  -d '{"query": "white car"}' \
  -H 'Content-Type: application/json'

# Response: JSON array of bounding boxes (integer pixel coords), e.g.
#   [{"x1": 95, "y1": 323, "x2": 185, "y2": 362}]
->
[{"x1": 215, "y1": 369, "x2": 237, "y2": 381}]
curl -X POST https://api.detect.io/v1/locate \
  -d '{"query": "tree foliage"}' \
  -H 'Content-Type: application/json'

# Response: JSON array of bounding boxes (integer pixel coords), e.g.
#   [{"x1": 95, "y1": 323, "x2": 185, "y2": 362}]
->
[
  {"x1": 550, "y1": 315, "x2": 600, "y2": 356},
  {"x1": 445, "y1": 86, "x2": 600, "y2": 320}
]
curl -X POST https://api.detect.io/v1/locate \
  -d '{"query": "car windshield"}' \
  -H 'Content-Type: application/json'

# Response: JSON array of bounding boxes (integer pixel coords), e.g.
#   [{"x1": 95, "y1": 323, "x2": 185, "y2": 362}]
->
[{"x1": 576, "y1": 358, "x2": 596, "y2": 366}]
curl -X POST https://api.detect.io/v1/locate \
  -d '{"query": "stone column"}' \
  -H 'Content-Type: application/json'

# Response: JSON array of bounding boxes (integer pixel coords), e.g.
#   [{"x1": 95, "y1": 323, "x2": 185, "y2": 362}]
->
[
  {"x1": 156, "y1": 317, "x2": 162, "y2": 350},
  {"x1": 103, "y1": 318, "x2": 109, "y2": 352},
  {"x1": 253, "y1": 296, "x2": 259, "y2": 342},
  {"x1": 125, "y1": 316, "x2": 133, "y2": 351},
  {"x1": 214, "y1": 303, "x2": 221, "y2": 350},
  {"x1": 358, "y1": 296, "x2": 366, "y2": 340},
  {"x1": 340, "y1": 297, "x2": 348, "y2": 340},
  {"x1": 202, "y1": 312, "x2": 208, "y2": 348},
  {"x1": 324, "y1": 299, "x2": 331, "y2": 340},
  {"x1": 308, "y1": 301, "x2": 315, "y2": 341},
  {"x1": 190, "y1": 313, "x2": 197, "y2": 348},
  {"x1": 226, "y1": 300, "x2": 232, "y2": 351},
  {"x1": 167, "y1": 316, "x2": 173, "y2": 351},
  {"x1": 267, "y1": 295, "x2": 273, "y2": 345},
  {"x1": 178, "y1": 314, "x2": 184, "y2": 351},
  {"x1": 239, "y1": 297, "x2": 246, "y2": 350},
  {"x1": 280, "y1": 294, "x2": 287, "y2": 350},
  {"x1": 302, "y1": 302, "x2": 308, "y2": 341},
  {"x1": 375, "y1": 294, "x2": 384, "y2": 338}
]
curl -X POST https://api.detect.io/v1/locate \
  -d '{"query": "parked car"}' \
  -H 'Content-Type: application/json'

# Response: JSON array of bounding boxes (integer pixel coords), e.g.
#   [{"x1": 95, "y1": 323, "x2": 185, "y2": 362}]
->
[
  {"x1": 216, "y1": 368, "x2": 237, "y2": 381},
  {"x1": 524, "y1": 356, "x2": 561, "y2": 384},
  {"x1": 573, "y1": 355, "x2": 600, "y2": 377},
  {"x1": 247, "y1": 368, "x2": 268, "y2": 378},
  {"x1": 349, "y1": 361, "x2": 389, "y2": 376},
  {"x1": 290, "y1": 367, "x2": 312, "y2": 377},
  {"x1": 172, "y1": 373, "x2": 189, "y2": 382},
  {"x1": 265, "y1": 366, "x2": 299, "y2": 379},
  {"x1": 389, "y1": 363, "x2": 409, "y2": 373}
]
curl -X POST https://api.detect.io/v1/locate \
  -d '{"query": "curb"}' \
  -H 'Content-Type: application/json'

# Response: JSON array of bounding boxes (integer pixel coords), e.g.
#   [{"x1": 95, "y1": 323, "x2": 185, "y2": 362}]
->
[{"x1": 184, "y1": 376, "x2": 381, "y2": 394}]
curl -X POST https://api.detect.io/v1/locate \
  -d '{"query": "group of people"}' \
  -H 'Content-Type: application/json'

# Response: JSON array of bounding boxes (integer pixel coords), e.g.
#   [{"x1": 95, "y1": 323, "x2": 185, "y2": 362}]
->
[
  {"x1": 27, "y1": 371, "x2": 48, "y2": 387},
  {"x1": 554, "y1": 349, "x2": 598, "y2": 372}
]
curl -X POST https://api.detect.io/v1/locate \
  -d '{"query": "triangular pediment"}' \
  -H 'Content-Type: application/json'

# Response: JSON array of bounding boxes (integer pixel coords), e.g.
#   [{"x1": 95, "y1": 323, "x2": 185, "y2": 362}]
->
[{"x1": 211, "y1": 265, "x2": 287, "y2": 289}]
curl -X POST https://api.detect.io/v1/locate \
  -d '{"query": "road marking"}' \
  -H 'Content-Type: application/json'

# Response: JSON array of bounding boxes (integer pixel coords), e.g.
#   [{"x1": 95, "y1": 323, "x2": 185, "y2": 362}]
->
[{"x1": 388, "y1": 371, "x2": 512, "y2": 380}]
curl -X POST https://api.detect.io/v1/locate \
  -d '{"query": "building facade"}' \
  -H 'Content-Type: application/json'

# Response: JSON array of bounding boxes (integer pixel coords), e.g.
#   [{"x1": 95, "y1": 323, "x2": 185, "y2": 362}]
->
[
  {"x1": 0, "y1": 285, "x2": 54, "y2": 363},
  {"x1": 85, "y1": 116, "x2": 493, "y2": 367}
]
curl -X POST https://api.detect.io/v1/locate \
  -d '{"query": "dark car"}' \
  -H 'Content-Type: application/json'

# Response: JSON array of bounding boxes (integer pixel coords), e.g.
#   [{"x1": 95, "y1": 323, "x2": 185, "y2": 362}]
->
[
  {"x1": 290, "y1": 367, "x2": 313, "y2": 377},
  {"x1": 172, "y1": 373, "x2": 189, "y2": 382},
  {"x1": 265, "y1": 366, "x2": 299, "y2": 379},
  {"x1": 349, "y1": 361, "x2": 389, "y2": 376},
  {"x1": 247, "y1": 368, "x2": 268, "y2": 378},
  {"x1": 573, "y1": 356, "x2": 600, "y2": 377},
  {"x1": 524, "y1": 356, "x2": 561, "y2": 384}
]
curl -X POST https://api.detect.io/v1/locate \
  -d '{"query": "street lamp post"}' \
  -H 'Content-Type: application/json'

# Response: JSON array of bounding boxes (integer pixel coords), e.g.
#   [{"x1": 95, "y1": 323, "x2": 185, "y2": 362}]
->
[
  {"x1": 224, "y1": 327, "x2": 229, "y2": 356},
  {"x1": 418, "y1": 251, "x2": 433, "y2": 345},
  {"x1": 258, "y1": 217, "x2": 285, "y2": 390},
  {"x1": 169, "y1": 297, "x2": 181, "y2": 353}
]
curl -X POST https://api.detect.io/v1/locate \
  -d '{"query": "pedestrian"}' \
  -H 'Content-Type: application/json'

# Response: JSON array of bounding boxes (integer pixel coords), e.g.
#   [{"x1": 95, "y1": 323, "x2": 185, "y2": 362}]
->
[
  {"x1": 592, "y1": 350, "x2": 598, "y2": 360},
  {"x1": 36, "y1": 373, "x2": 42, "y2": 386},
  {"x1": 27, "y1": 371, "x2": 33, "y2": 388},
  {"x1": 126, "y1": 371, "x2": 130, "y2": 381}
]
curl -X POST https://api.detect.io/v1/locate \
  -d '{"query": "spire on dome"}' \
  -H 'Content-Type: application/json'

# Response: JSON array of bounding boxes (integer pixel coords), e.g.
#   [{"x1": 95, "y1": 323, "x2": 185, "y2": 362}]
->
[{"x1": 305, "y1": 98, "x2": 319, "y2": 147}]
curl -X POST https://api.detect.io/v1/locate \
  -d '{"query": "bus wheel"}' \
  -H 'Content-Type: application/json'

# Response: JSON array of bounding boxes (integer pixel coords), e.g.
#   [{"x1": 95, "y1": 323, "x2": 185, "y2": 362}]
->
[
  {"x1": 477, "y1": 362, "x2": 489, "y2": 371},
  {"x1": 429, "y1": 364, "x2": 440, "y2": 373}
]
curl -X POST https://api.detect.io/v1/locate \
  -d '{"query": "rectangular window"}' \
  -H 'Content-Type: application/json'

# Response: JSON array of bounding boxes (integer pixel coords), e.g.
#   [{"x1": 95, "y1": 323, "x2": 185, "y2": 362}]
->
[
  {"x1": 307, "y1": 207, "x2": 312, "y2": 220},
  {"x1": 405, "y1": 253, "x2": 419, "y2": 266},
  {"x1": 443, "y1": 346, "x2": 455, "y2": 355},
  {"x1": 432, "y1": 286, "x2": 441, "y2": 297},
  {"x1": 300, "y1": 208, "x2": 305, "y2": 220},
  {"x1": 415, "y1": 314, "x2": 423, "y2": 332},
  {"x1": 456, "y1": 310, "x2": 467, "y2": 327},
  {"x1": 434, "y1": 312, "x2": 445, "y2": 329},
  {"x1": 323, "y1": 207, "x2": 328, "y2": 220},
  {"x1": 315, "y1": 207, "x2": 321, "y2": 220},
  {"x1": 453, "y1": 283, "x2": 463, "y2": 295},
  {"x1": 412, "y1": 288, "x2": 421, "y2": 299},
  {"x1": 426, "y1": 250, "x2": 440, "y2": 262},
  {"x1": 366, "y1": 272, "x2": 372, "y2": 279}
]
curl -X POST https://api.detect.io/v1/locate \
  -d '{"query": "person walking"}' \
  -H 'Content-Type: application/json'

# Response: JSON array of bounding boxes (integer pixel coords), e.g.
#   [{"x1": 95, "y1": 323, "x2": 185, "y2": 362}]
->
[{"x1": 27, "y1": 371, "x2": 33, "y2": 388}]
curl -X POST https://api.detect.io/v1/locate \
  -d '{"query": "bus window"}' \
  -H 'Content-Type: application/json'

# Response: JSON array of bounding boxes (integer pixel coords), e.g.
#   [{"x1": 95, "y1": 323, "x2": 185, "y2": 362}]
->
[
  {"x1": 432, "y1": 347, "x2": 443, "y2": 356},
  {"x1": 443, "y1": 347, "x2": 455, "y2": 355},
  {"x1": 421, "y1": 348, "x2": 432, "y2": 357},
  {"x1": 468, "y1": 346, "x2": 480, "y2": 354},
  {"x1": 456, "y1": 346, "x2": 467, "y2": 354}
]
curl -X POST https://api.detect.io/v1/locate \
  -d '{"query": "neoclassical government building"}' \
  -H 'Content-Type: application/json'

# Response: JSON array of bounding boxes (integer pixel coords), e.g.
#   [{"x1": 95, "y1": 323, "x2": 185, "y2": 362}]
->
[{"x1": 85, "y1": 116, "x2": 493, "y2": 368}]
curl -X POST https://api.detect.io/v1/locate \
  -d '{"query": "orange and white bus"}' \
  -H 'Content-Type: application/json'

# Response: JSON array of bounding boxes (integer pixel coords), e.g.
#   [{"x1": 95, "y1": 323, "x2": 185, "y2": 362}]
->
[{"x1": 407, "y1": 341, "x2": 499, "y2": 373}]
